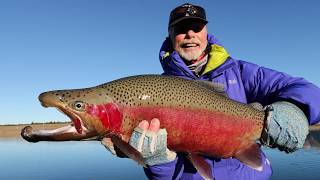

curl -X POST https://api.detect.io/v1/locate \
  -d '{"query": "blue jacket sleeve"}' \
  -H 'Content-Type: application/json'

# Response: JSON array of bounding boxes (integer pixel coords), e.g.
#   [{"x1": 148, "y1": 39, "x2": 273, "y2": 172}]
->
[
  {"x1": 143, "y1": 156, "x2": 184, "y2": 180},
  {"x1": 239, "y1": 60, "x2": 320, "y2": 125}
]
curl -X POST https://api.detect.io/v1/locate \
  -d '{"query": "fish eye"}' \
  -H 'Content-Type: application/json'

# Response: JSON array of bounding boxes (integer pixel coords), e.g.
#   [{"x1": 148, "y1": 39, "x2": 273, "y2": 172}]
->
[
  {"x1": 76, "y1": 103, "x2": 82, "y2": 108},
  {"x1": 72, "y1": 101, "x2": 86, "y2": 111}
]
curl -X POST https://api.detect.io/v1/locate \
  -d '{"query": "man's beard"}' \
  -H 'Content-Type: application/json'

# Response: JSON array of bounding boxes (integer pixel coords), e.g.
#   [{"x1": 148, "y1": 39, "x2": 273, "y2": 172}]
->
[
  {"x1": 176, "y1": 40, "x2": 206, "y2": 61},
  {"x1": 178, "y1": 48, "x2": 204, "y2": 61}
]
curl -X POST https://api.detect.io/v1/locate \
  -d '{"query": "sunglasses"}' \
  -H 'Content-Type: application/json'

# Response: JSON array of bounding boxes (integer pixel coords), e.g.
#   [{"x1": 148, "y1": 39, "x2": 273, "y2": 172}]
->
[{"x1": 171, "y1": 20, "x2": 206, "y2": 34}]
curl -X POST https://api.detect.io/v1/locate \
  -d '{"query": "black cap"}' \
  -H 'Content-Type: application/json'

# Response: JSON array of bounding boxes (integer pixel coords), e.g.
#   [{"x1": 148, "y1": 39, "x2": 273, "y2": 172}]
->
[{"x1": 169, "y1": 3, "x2": 207, "y2": 27}]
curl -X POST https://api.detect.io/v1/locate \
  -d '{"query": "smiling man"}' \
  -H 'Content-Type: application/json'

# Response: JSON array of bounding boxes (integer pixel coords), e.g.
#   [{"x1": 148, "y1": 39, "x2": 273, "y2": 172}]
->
[
  {"x1": 169, "y1": 19, "x2": 208, "y2": 63},
  {"x1": 135, "y1": 3, "x2": 320, "y2": 180}
]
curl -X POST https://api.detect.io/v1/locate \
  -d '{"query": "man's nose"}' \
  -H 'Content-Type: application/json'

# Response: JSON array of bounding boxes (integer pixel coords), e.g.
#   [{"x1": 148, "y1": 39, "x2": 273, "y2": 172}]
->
[{"x1": 186, "y1": 29, "x2": 196, "y2": 38}]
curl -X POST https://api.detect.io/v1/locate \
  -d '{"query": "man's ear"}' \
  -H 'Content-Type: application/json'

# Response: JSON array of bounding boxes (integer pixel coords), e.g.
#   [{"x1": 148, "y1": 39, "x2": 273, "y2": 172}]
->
[
  {"x1": 168, "y1": 33, "x2": 171, "y2": 41},
  {"x1": 168, "y1": 29, "x2": 175, "y2": 46},
  {"x1": 168, "y1": 27, "x2": 175, "y2": 39}
]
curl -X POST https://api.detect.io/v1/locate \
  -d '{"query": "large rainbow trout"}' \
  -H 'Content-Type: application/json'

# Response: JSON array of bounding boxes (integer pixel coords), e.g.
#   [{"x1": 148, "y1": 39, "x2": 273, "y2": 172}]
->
[{"x1": 22, "y1": 74, "x2": 268, "y2": 178}]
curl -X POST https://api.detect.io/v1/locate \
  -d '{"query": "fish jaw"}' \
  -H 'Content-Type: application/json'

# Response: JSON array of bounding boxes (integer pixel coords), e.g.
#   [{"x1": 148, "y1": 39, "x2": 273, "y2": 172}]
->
[{"x1": 21, "y1": 124, "x2": 98, "y2": 142}]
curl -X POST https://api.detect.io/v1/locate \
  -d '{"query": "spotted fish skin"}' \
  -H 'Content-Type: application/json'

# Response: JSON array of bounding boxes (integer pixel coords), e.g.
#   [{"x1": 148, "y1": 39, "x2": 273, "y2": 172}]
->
[{"x1": 37, "y1": 74, "x2": 265, "y2": 158}]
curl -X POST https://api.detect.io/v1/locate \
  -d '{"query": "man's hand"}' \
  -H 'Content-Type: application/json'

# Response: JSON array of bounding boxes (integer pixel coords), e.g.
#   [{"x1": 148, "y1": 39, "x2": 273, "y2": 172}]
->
[
  {"x1": 261, "y1": 101, "x2": 309, "y2": 153},
  {"x1": 129, "y1": 118, "x2": 176, "y2": 166},
  {"x1": 101, "y1": 118, "x2": 176, "y2": 166}
]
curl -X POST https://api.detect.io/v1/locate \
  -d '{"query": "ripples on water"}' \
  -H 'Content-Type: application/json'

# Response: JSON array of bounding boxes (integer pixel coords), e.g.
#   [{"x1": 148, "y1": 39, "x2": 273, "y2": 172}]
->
[
  {"x1": 264, "y1": 147, "x2": 320, "y2": 180},
  {"x1": 0, "y1": 139, "x2": 319, "y2": 180}
]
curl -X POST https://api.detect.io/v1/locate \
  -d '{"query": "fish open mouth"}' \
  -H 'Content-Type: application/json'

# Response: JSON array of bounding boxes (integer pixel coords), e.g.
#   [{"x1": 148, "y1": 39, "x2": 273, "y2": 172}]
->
[{"x1": 55, "y1": 106, "x2": 86, "y2": 134}]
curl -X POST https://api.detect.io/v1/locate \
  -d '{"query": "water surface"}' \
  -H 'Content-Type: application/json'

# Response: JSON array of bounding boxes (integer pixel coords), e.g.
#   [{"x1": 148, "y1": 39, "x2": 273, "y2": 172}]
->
[
  {"x1": 0, "y1": 139, "x2": 147, "y2": 180},
  {"x1": 0, "y1": 139, "x2": 319, "y2": 180}
]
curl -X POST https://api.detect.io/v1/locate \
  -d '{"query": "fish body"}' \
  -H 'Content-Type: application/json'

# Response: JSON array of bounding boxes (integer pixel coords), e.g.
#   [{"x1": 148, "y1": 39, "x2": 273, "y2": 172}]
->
[{"x1": 37, "y1": 75, "x2": 265, "y2": 158}]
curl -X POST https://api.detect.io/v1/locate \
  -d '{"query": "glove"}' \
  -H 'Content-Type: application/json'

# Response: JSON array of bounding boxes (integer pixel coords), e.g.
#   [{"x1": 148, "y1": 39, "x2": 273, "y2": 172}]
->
[
  {"x1": 101, "y1": 118, "x2": 176, "y2": 166},
  {"x1": 261, "y1": 101, "x2": 309, "y2": 153},
  {"x1": 129, "y1": 118, "x2": 176, "y2": 166}
]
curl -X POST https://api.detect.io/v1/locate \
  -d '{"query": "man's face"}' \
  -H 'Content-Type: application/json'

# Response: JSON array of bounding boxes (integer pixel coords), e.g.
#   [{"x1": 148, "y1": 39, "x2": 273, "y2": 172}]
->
[{"x1": 169, "y1": 20, "x2": 208, "y2": 61}]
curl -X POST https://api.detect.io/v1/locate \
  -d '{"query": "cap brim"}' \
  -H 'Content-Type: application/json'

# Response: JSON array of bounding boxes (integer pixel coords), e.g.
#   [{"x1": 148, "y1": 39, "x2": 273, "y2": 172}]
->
[{"x1": 169, "y1": 16, "x2": 208, "y2": 27}]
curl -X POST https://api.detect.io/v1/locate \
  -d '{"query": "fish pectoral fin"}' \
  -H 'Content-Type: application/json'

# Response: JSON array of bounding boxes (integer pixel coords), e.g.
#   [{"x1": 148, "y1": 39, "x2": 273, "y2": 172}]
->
[
  {"x1": 110, "y1": 135, "x2": 146, "y2": 167},
  {"x1": 188, "y1": 153, "x2": 214, "y2": 180},
  {"x1": 234, "y1": 143, "x2": 263, "y2": 171}
]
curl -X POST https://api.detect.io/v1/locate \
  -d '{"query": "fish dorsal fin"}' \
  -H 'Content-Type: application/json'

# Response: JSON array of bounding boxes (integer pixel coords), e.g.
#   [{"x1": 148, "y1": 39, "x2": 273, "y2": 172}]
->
[
  {"x1": 234, "y1": 143, "x2": 263, "y2": 171},
  {"x1": 249, "y1": 102, "x2": 264, "y2": 111},
  {"x1": 188, "y1": 153, "x2": 214, "y2": 180},
  {"x1": 194, "y1": 80, "x2": 227, "y2": 97},
  {"x1": 110, "y1": 135, "x2": 146, "y2": 167}
]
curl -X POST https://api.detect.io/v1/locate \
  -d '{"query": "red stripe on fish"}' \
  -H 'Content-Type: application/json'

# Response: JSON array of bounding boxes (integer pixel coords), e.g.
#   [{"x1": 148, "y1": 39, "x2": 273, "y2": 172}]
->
[
  {"x1": 87, "y1": 103, "x2": 122, "y2": 133},
  {"x1": 122, "y1": 105, "x2": 259, "y2": 157}
]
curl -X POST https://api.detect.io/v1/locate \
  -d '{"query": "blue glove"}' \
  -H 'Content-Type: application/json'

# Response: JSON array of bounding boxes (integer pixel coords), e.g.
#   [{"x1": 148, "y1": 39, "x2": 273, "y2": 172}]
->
[{"x1": 261, "y1": 101, "x2": 309, "y2": 153}]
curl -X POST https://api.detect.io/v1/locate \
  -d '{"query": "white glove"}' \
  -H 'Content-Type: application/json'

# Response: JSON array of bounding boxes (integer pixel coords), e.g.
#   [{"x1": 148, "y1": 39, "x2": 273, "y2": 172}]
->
[
  {"x1": 129, "y1": 118, "x2": 176, "y2": 166},
  {"x1": 101, "y1": 118, "x2": 176, "y2": 166}
]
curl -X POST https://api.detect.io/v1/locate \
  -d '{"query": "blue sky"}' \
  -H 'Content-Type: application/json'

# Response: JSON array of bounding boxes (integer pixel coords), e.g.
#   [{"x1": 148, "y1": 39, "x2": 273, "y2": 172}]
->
[{"x1": 1, "y1": 0, "x2": 320, "y2": 124}]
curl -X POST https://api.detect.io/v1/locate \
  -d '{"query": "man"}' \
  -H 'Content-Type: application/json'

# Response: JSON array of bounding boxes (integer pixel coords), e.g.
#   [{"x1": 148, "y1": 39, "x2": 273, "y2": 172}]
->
[{"x1": 103, "y1": 3, "x2": 320, "y2": 180}]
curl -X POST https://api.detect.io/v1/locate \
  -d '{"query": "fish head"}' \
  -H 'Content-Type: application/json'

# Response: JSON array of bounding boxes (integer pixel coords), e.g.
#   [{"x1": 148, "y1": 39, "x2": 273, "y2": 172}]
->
[{"x1": 39, "y1": 87, "x2": 116, "y2": 135}]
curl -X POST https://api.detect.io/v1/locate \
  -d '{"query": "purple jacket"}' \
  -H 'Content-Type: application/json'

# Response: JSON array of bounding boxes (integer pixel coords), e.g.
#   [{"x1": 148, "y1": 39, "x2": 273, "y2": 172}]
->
[{"x1": 144, "y1": 34, "x2": 320, "y2": 180}]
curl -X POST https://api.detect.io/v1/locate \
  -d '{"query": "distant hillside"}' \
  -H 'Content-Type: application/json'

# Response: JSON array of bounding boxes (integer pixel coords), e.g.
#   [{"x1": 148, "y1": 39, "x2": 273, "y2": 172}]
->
[{"x1": 0, "y1": 121, "x2": 71, "y2": 126}]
